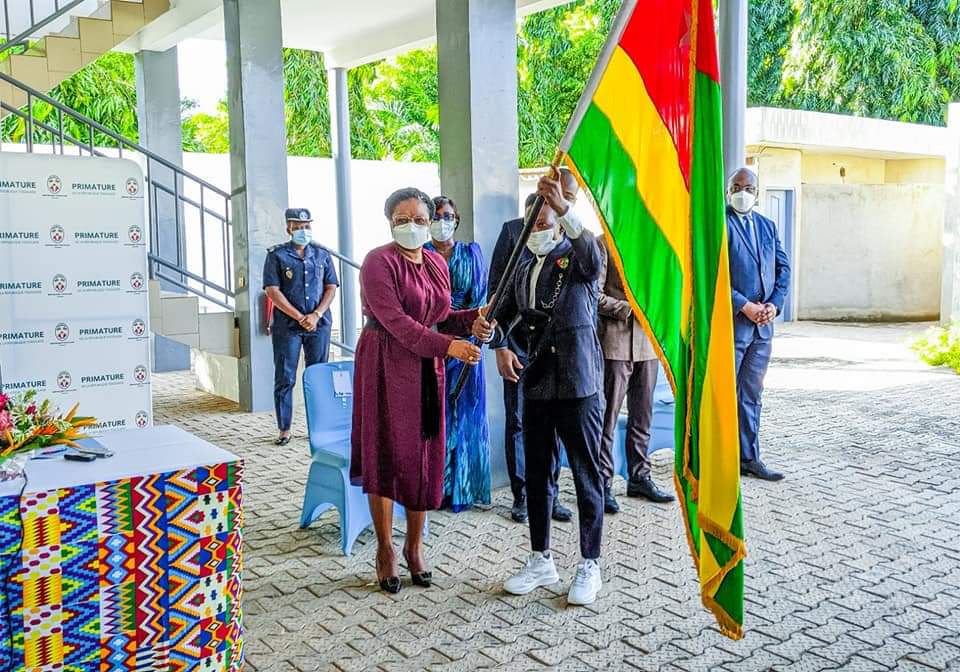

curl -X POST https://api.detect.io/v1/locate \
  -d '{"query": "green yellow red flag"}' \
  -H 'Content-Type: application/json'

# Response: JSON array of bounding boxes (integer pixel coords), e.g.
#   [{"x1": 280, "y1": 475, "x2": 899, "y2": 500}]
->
[{"x1": 559, "y1": 0, "x2": 746, "y2": 639}]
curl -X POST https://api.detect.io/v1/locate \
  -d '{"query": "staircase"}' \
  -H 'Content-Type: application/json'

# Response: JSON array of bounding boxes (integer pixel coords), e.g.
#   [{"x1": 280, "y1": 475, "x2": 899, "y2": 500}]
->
[
  {"x1": 0, "y1": 5, "x2": 359, "y2": 404},
  {"x1": 1, "y1": 0, "x2": 169, "y2": 109}
]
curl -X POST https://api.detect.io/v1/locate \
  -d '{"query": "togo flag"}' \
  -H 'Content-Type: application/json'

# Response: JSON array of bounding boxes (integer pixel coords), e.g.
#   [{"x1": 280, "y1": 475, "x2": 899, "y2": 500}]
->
[{"x1": 559, "y1": 0, "x2": 746, "y2": 639}]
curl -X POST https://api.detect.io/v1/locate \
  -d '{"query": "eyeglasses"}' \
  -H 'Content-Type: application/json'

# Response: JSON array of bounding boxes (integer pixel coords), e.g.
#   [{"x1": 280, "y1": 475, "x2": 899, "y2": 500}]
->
[
  {"x1": 393, "y1": 216, "x2": 429, "y2": 227},
  {"x1": 432, "y1": 212, "x2": 457, "y2": 222}
]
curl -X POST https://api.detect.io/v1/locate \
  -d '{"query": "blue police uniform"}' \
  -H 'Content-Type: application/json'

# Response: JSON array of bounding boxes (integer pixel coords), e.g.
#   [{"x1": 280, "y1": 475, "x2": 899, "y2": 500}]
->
[{"x1": 263, "y1": 232, "x2": 339, "y2": 432}]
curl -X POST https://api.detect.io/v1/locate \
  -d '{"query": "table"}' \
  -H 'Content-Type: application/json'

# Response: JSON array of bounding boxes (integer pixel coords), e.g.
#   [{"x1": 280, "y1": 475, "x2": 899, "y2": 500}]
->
[{"x1": 0, "y1": 425, "x2": 244, "y2": 671}]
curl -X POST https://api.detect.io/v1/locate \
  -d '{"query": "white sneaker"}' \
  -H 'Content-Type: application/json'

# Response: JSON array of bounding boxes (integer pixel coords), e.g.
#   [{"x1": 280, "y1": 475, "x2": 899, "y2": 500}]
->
[
  {"x1": 567, "y1": 559, "x2": 602, "y2": 606},
  {"x1": 503, "y1": 552, "x2": 560, "y2": 595}
]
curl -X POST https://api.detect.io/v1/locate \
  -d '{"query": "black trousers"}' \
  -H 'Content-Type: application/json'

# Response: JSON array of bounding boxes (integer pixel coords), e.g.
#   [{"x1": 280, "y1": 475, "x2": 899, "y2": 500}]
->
[
  {"x1": 503, "y1": 377, "x2": 560, "y2": 503},
  {"x1": 523, "y1": 393, "x2": 604, "y2": 560}
]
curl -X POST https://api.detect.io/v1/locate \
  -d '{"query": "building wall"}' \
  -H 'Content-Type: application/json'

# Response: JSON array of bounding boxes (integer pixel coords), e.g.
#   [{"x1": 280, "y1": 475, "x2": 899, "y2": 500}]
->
[
  {"x1": 886, "y1": 158, "x2": 946, "y2": 185},
  {"x1": 798, "y1": 184, "x2": 943, "y2": 321},
  {"x1": 801, "y1": 154, "x2": 886, "y2": 185}
]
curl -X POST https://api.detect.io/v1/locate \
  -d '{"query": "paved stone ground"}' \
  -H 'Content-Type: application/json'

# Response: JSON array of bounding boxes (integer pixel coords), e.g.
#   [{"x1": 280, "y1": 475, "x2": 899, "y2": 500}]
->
[{"x1": 153, "y1": 322, "x2": 960, "y2": 672}]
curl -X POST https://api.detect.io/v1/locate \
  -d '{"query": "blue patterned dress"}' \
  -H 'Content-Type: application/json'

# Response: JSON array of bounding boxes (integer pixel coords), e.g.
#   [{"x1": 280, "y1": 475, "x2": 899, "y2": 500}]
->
[{"x1": 425, "y1": 240, "x2": 491, "y2": 511}]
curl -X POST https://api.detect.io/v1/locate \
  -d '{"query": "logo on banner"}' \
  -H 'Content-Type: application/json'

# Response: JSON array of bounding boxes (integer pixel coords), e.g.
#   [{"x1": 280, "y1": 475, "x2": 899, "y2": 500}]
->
[
  {"x1": 3, "y1": 378, "x2": 47, "y2": 393},
  {"x1": 56, "y1": 370, "x2": 73, "y2": 391},
  {"x1": 74, "y1": 230, "x2": 120, "y2": 244},
  {"x1": 125, "y1": 178, "x2": 140, "y2": 196},
  {"x1": 90, "y1": 418, "x2": 126, "y2": 432},
  {"x1": 50, "y1": 225, "x2": 65, "y2": 243},
  {"x1": 135, "y1": 411, "x2": 149, "y2": 429},
  {"x1": 131, "y1": 318, "x2": 147, "y2": 338},
  {"x1": 0, "y1": 230, "x2": 40, "y2": 245},
  {"x1": 133, "y1": 365, "x2": 148, "y2": 385},
  {"x1": 52, "y1": 274, "x2": 68, "y2": 295},
  {"x1": 0, "y1": 179, "x2": 37, "y2": 193},
  {"x1": 46, "y1": 175, "x2": 62, "y2": 194},
  {"x1": 129, "y1": 273, "x2": 145, "y2": 292},
  {"x1": 79, "y1": 323, "x2": 123, "y2": 340},
  {"x1": 50, "y1": 321, "x2": 74, "y2": 347},
  {"x1": 127, "y1": 225, "x2": 143, "y2": 244},
  {"x1": 80, "y1": 371, "x2": 124, "y2": 388},
  {"x1": 0, "y1": 281, "x2": 42, "y2": 296},
  {"x1": 72, "y1": 181, "x2": 116, "y2": 195},
  {"x1": 77, "y1": 278, "x2": 122, "y2": 293},
  {"x1": 0, "y1": 329, "x2": 44, "y2": 345}
]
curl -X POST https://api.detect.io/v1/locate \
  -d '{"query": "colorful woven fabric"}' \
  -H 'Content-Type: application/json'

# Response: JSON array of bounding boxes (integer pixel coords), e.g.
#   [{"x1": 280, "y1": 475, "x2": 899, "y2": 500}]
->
[{"x1": 0, "y1": 461, "x2": 244, "y2": 671}]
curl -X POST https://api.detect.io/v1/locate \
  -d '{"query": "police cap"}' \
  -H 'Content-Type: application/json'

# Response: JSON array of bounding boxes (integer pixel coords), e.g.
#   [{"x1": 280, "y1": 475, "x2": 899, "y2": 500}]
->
[{"x1": 285, "y1": 208, "x2": 312, "y2": 222}]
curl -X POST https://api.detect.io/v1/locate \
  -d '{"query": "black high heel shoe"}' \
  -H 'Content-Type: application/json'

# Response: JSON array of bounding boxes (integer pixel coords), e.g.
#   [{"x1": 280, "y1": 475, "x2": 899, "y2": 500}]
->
[
  {"x1": 378, "y1": 576, "x2": 402, "y2": 594},
  {"x1": 403, "y1": 552, "x2": 432, "y2": 588}
]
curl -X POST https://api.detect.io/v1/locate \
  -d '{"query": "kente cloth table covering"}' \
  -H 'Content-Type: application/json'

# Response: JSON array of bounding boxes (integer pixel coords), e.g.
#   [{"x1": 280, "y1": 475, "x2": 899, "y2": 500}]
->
[{"x1": 0, "y1": 425, "x2": 243, "y2": 671}]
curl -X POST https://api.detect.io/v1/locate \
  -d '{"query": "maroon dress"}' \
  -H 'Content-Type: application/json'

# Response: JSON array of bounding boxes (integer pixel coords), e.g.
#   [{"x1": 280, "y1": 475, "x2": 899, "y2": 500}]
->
[{"x1": 350, "y1": 243, "x2": 478, "y2": 511}]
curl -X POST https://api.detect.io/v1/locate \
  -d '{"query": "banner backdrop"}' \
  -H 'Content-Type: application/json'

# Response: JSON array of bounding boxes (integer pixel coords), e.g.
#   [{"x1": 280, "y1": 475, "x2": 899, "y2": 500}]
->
[{"x1": 0, "y1": 153, "x2": 152, "y2": 433}]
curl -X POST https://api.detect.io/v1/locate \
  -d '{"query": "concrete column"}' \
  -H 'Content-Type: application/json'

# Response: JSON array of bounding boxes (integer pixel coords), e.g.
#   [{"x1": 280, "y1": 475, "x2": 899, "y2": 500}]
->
[
  {"x1": 327, "y1": 66, "x2": 359, "y2": 348},
  {"x1": 719, "y1": 0, "x2": 748, "y2": 178},
  {"x1": 437, "y1": 0, "x2": 519, "y2": 489},
  {"x1": 223, "y1": 0, "x2": 289, "y2": 412},
  {"x1": 943, "y1": 103, "x2": 960, "y2": 325},
  {"x1": 135, "y1": 47, "x2": 190, "y2": 373}
]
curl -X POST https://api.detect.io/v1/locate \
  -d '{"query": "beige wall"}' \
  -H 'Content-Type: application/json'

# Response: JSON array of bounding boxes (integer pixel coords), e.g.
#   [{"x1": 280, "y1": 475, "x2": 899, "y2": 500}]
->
[
  {"x1": 798, "y1": 184, "x2": 943, "y2": 320},
  {"x1": 886, "y1": 158, "x2": 946, "y2": 184},
  {"x1": 801, "y1": 154, "x2": 886, "y2": 184}
]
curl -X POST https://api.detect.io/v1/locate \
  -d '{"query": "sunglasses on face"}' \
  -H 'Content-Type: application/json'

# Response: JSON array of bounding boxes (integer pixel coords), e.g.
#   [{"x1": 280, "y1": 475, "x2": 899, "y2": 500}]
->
[{"x1": 393, "y1": 216, "x2": 430, "y2": 227}]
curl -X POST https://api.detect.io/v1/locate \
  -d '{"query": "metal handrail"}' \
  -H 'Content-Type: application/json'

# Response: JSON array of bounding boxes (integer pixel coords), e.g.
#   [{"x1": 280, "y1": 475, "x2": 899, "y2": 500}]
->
[
  {"x1": 0, "y1": 72, "x2": 231, "y2": 198},
  {"x1": 328, "y1": 247, "x2": 361, "y2": 271},
  {"x1": 1, "y1": 0, "x2": 88, "y2": 55},
  {"x1": 1, "y1": 70, "x2": 235, "y2": 306}
]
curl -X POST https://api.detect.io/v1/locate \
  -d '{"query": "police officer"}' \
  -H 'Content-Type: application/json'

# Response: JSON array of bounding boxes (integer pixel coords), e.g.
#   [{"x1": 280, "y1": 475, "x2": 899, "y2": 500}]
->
[
  {"x1": 475, "y1": 175, "x2": 606, "y2": 606},
  {"x1": 263, "y1": 208, "x2": 339, "y2": 446}
]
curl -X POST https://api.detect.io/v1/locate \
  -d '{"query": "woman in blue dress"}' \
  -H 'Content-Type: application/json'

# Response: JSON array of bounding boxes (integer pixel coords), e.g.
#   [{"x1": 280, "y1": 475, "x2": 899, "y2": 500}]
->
[{"x1": 426, "y1": 196, "x2": 491, "y2": 512}]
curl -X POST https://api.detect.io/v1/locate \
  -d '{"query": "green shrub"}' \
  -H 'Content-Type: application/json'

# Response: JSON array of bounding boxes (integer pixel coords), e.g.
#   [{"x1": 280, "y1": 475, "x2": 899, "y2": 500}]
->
[{"x1": 911, "y1": 322, "x2": 960, "y2": 373}]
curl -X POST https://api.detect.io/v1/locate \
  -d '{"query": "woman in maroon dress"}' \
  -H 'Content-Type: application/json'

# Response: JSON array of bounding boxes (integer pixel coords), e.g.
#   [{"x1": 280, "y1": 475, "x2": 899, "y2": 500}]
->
[{"x1": 351, "y1": 187, "x2": 486, "y2": 593}]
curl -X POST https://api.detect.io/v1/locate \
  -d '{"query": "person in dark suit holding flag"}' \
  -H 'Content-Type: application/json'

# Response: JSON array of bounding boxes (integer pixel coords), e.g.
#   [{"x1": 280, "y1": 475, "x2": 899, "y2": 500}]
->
[
  {"x1": 726, "y1": 167, "x2": 791, "y2": 481},
  {"x1": 489, "y1": 171, "x2": 580, "y2": 525},
  {"x1": 475, "y1": 174, "x2": 606, "y2": 606}
]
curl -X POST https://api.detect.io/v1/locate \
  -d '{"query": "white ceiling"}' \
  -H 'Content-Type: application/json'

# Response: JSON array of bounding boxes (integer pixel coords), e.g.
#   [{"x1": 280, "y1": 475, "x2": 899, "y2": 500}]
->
[{"x1": 125, "y1": 0, "x2": 577, "y2": 67}]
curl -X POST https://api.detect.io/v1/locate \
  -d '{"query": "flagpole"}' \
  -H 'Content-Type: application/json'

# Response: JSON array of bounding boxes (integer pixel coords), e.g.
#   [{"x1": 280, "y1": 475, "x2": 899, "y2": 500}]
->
[
  {"x1": 557, "y1": 0, "x2": 639, "y2": 153},
  {"x1": 450, "y1": 0, "x2": 638, "y2": 404}
]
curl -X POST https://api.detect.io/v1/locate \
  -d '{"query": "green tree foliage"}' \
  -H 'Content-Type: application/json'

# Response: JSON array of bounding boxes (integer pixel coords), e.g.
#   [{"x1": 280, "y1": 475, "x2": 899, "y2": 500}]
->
[
  {"x1": 517, "y1": 0, "x2": 619, "y2": 166},
  {"x1": 750, "y1": 0, "x2": 960, "y2": 125},
  {"x1": 2, "y1": 52, "x2": 138, "y2": 146},
  {"x1": 5, "y1": 0, "x2": 958, "y2": 158}
]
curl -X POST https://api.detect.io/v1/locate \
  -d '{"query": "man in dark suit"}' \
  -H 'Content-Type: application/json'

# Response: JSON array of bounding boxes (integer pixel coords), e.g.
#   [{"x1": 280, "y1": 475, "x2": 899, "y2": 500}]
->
[
  {"x1": 489, "y1": 171, "x2": 580, "y2": 524},
  {"x1": 726, "y1": 167, "x2": 791, "y2": 481},
  {"x1": 476, "y1": 174, "x2": 605, "y2": 606}
]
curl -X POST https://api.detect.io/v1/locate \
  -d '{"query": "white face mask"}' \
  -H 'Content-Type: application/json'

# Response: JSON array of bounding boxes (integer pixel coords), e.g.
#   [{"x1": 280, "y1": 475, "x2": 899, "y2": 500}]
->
[
  {"x1": 729, "y1": 190, "x2": 756, "y2": 214},
  {"x1": 430, "y1": 220, "x2": 457, "y2": 242},
  {"x1": 392, "y1": 222, "x2": 431, "y2": 250},
  {"x1": 526, "y1": 229, "x2": 558, "y2": 256}
]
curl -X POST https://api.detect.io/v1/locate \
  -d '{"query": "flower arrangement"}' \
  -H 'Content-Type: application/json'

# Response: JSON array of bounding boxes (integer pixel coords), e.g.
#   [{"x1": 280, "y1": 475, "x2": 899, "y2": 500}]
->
[{"x1": 0, "y1": 390, "x2": 96, "y2": 466}]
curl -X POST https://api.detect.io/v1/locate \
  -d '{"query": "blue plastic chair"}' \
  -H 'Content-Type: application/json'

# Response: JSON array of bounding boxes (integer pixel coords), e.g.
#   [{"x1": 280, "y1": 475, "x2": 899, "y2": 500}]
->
[{"x1": 301, "y1": 361, "x2": 426, "y2": 556}]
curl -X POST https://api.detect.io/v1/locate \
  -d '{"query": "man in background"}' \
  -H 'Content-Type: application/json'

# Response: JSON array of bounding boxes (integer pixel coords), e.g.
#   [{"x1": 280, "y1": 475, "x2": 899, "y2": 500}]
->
[{"x1": 726, "y1": 167, "x2": 791, "y2": 481}]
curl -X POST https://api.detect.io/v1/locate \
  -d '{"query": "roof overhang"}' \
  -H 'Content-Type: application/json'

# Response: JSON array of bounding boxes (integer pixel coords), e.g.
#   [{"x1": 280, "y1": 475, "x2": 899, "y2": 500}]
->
[
  {"x1": 120, "y1": 0, "x2": 577, "y2": 67},
  {"x1": 746, "y1": 107, "x2": 949, "y2": 161}
]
